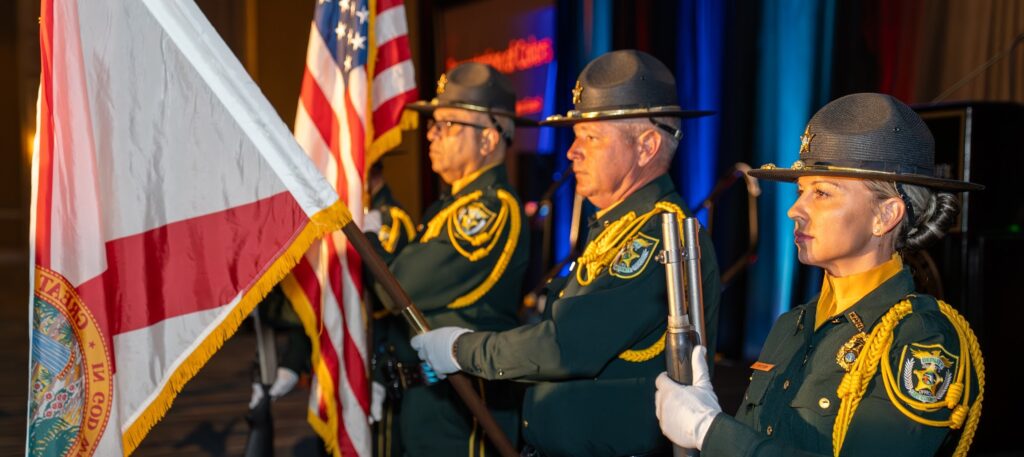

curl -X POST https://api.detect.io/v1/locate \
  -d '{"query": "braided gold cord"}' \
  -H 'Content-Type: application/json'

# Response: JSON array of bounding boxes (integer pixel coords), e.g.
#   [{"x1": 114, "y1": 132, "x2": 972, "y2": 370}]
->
[
  {"x1": 618, "y1": 332, "x2": 666, "y2": 362},
  {"x1": 831, "y1": 299, "x2": 985, "y2": 457}
]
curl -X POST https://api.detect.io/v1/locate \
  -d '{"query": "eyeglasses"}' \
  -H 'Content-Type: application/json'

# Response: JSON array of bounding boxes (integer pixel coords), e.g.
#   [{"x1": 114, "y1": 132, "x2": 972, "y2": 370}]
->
[
  {"x1": 427, "y1": 115, "x2": 514, "y2": 146},
  {"x1": 426, "y1": 118, "x2": 490, "y2": 137}
]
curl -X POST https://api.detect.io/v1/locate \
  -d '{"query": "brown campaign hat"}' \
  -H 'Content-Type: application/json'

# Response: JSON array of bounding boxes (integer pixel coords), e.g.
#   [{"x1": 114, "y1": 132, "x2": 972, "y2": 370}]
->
[
  {"x1": 405, "y1": 62, "x2": 535, "y2": 126},
  {"x1": 541, "y1": 50, "x2": 712, "y2": 128},
  {"x1": 748, "y1": 93, "x2": 984, "y2": 191}
]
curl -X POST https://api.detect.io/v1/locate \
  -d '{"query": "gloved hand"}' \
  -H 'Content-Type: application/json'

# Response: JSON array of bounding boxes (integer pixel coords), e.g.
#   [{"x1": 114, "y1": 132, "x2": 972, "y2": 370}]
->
[
  {"x1": 409, "y1": 327, "x2": 472, "y2": 379},
  {"x1": 249, "y1": 367, "x2": 300, "y2": 409},
  {"x1": 268, "y1": 367, "x2": 299, "y2": 398},
  {"x1": 654, "y1": 346, "x2": 721, "y2": 450},
  {"x1": 370, "y1": 381, "x2": 386, "y2": 424},
  {"x1": 363, "y1": 209, "x2": 383, "y2": 234}
]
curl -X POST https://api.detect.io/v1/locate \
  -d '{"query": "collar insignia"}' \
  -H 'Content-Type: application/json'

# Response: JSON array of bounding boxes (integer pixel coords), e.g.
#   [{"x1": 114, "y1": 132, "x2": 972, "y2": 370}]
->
[
  {"x1": 572, "y1": 80, "x2": 584, "y2": 106},
  {"x1": 437, "y1": 74, "x2": 449, "y2": 95}
]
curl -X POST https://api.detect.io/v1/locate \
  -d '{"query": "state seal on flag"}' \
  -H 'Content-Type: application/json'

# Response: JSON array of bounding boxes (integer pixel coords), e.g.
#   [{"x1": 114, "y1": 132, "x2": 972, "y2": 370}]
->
[{"x1": 29, "y1": 267, "x2": 113, "y2": 456}]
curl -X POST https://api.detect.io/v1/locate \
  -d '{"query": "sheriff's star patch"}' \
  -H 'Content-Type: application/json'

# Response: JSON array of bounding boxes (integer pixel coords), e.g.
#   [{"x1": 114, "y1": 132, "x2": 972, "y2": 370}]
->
[
  {"x1": 455, "y1": 202, "x2": 496, "y2": 238},
  {"x1": 899, "y1": 343, "x2": 958, "y2": 404},
  {"x1": 836, "y1": 332, "x2": 867, "y2": 372},
  {"x1": 609, "y1": 232, "x2": 659, "y2": 279}
]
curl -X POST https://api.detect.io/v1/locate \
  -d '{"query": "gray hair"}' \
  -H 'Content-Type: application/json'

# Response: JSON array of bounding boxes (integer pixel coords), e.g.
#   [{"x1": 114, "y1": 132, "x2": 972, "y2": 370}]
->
[
  {"x1": 865, "y1": 180, "x2": 960, "y2": 252},
  {"x1": 613, "y1": 117, "x2": 681, "y2": 165}
]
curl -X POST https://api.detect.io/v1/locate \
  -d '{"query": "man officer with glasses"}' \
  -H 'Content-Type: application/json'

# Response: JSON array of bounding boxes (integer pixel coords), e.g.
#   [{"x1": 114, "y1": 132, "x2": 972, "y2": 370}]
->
[{"x1": 369, "y1": 62, "x2": 531, "y2": 456}]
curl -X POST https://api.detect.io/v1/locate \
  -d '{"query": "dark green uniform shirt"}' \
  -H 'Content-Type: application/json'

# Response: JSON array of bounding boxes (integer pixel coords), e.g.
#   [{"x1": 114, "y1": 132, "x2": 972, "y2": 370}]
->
[
  {"x1": 379, "y1": 164, "x2": 529, "y2": 457},
  {"x1": 703, "y1": 267, "x2": 975, "y2": 456},
  {"x1": 456, "y1": 175, "x2": 722, "y2": 457}
]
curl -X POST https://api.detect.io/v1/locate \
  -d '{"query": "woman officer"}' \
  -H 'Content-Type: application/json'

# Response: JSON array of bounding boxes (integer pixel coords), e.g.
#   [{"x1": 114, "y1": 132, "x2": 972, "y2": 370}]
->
[{"x1": 654, "y1": 93, "x2": 984, "y2": 456}]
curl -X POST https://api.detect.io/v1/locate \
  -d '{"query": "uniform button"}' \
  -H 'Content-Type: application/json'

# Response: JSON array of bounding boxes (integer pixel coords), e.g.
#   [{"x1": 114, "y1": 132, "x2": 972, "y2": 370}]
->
[
  {"x1": 766, "y1": 425, "x2": 773, "y2": 436},
  {"x1": 558, "y1": 291, "x2": 565, "y2": 298},
  {"x1": 782, "y1": 380, "x2": 790, "y2": 390},
  {"x1": 819, "y1": 397, "x2": 831, "y2": 409},
  {"x1": 497, "y1": 370, "x2": 504, "y2": 377},
  {"x1": 603, "y1": 220, "x2": 610, "y2": 227},
  {"x1": 802, "y1": 354, "x2": 809, "y2": 365},
  {"x1": 522, "y1": 419, "x2": 529, "y2": 428}
]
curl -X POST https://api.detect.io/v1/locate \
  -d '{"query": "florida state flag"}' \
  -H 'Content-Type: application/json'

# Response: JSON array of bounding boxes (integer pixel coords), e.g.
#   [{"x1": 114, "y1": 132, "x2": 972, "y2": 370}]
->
[{"x1": 27, "y1": 0, "x2": 347, "y2": 455}]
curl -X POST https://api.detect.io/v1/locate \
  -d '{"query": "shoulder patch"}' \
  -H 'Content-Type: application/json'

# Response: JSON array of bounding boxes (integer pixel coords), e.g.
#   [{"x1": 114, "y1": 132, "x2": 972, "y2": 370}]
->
[
  {"x1": 609, "y1": 232, "x2": 659, "y2": 279},
  {"x1": 898, "y1": 343, "x2": 958, "y2": 404},
  {"x1": 454, "y1": 201, "x2": 497, "y2": 239}
]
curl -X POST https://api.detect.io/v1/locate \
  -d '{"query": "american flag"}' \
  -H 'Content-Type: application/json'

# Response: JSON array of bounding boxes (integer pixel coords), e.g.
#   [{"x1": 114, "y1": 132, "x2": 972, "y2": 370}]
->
[{"x1": 281, "y1": 0, "x2": 417, "y2": 455}]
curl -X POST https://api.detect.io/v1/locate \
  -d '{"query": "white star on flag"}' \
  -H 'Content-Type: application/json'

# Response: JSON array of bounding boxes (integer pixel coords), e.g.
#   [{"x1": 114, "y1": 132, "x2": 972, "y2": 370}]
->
[
  {"x1": 356, "y1": 7, "x2": 369, "y2": 23},
  {"x1": 351, "y1": 33, "x2": 366, "y2": 50},
  {"x1": 335, "y1": 22, "x2": 346, "y2": 39}
]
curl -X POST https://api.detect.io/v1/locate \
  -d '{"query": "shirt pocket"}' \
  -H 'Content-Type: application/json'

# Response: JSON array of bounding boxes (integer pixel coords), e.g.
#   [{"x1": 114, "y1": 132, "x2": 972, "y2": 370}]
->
[
  {"x1": 789, "y1": 374, "x2": 841, "y2": 452},
  {"x1": 741, "y1": 369, "x2": 774, "y2": 409}
]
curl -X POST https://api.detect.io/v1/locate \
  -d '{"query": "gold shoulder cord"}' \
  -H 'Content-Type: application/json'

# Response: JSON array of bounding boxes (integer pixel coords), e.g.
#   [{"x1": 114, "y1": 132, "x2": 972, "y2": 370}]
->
[
  {"x1": 445, "y1": 190, "x2": 522, "y2": 309},
  {"x1": 380, "y1": 206, "x2": 416, "y2": 254},
  {"x1": 832, "y1": 299, "x2": 985, "y2": 457},
  {"x1": 576, "y1": 201, "x2": 687, "y2": 363}
]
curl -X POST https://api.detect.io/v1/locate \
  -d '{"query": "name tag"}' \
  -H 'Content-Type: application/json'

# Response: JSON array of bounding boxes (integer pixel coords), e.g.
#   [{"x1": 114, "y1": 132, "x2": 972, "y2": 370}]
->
[{"x1": 750, "y1": 361, "x2": 775, "y2": 372}]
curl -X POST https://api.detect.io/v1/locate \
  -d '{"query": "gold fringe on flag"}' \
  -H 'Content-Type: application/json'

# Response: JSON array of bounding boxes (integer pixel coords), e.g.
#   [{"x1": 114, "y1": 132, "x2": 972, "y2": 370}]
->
[{"x1": 122, "y1": 200, "x2": 352, "y2": 455}]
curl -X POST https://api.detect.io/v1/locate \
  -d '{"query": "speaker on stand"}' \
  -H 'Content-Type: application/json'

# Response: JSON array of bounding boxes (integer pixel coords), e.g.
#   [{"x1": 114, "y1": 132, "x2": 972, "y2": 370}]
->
[{"x1": 914, "y1": 102, "x2": 1024, "y2": 455}]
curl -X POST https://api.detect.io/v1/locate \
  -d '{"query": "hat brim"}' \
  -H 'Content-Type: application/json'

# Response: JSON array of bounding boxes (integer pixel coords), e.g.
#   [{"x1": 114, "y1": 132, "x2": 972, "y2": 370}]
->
[
  {"x1": 540, "y1": 107, "x2": 714, "y2": 126},
  {"x1": 746, "y1": 167, "x2": 984, "y2": 192},
  {"x1": 404, "y1": 100, "x2": 537, "y2": 126}
]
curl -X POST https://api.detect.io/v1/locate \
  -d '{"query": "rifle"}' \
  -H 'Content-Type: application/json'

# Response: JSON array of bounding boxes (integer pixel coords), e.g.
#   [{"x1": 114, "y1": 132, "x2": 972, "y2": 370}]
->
[{"x1": 657, "y1": 213, "x2": 706, "y2": 457}]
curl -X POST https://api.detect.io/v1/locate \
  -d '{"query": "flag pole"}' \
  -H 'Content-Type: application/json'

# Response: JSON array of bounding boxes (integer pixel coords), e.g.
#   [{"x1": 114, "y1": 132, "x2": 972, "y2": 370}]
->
[{"x1": 340, "y1": 222, "x2": 519, "y2": 457}]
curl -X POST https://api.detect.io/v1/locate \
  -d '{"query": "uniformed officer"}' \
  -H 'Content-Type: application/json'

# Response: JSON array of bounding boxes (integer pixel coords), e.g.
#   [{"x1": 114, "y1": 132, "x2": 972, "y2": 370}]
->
[
  {"x1": 411, "y1": 50, "x2": 722, "y2": 456},
  {"x1": 654, "y1": 93, "x2": 985, "y2": 456},
  {"x1": 377, "y1": 62, "x2": 532, "y2": 456}
]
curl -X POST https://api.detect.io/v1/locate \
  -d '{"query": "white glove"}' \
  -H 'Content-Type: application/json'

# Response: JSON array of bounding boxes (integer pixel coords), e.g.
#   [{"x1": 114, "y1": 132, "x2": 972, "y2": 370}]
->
[
  {"x1": 654, "y1": 346, "x2": 721, "y2": 450},
  {"x1": 409, "y1": 327, "x2": 472, "y2": 379},
  {"x1": 248, "y1": 382, "x2": 267, "y2": 409},
  {"x1": 249, "y1": 367, "x2": 300, "y2": 409},
  {"x1": 370, "y1": 381, "x2": 386, "y2": 424},
  {"x1": 363, "y1": 209, "x2": 383, "y2": 234}
]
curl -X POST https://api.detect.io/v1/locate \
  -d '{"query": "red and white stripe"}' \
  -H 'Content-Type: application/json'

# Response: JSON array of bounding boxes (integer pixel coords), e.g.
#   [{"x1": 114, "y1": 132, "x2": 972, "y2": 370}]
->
[{"x1": 286, "y1": 0, "x2": 416, "y2": 456}]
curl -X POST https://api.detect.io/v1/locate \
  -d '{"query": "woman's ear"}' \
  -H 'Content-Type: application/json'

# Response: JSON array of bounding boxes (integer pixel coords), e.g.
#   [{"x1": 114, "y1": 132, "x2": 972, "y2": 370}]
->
[{"x1": 875, "y1": 197, "x2": 906, "y2": 236}]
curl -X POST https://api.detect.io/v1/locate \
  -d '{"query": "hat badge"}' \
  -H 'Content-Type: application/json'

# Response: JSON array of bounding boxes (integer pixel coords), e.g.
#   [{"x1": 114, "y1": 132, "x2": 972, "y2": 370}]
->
[
  {"x1": 800, "y1": 126, "x2": 815, "y2": 154},
  {"x1": 436, "y1": 73, "x2": 448, "y2": 95},
  {"x1": 572, "y1": 80, "x2": 584, "y2": 106}
]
